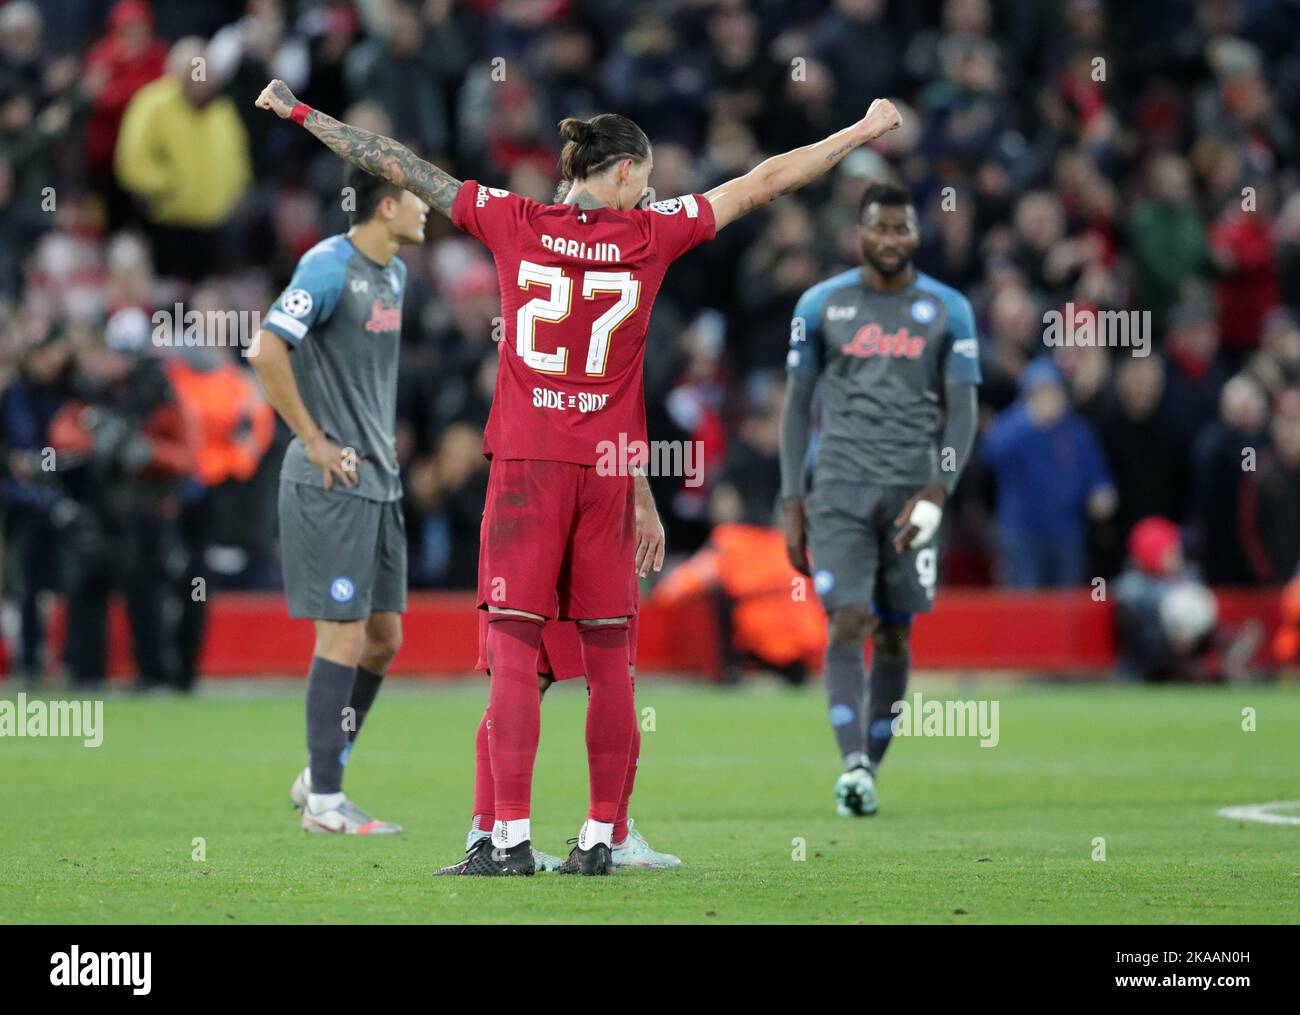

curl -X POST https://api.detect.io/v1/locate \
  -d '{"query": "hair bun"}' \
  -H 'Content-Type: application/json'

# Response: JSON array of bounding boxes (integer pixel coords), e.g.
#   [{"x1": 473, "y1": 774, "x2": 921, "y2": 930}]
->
[
  {"x1": 559, "y1": 117, "x2": 595, "y2": 145},
  {"x1": 556, "y1": 112, "x2": 650, "y2": 184}
]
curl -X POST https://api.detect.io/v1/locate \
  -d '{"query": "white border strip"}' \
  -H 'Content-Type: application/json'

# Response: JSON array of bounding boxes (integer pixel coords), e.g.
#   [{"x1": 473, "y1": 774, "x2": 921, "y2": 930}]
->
[{"x1": 1216, "y1": 801, "x2": 1300, "y2": 826}]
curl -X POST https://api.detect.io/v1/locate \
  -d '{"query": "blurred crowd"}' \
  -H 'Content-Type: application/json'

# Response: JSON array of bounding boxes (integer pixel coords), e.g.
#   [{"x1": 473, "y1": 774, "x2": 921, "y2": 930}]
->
[{"x1": 3, "y1": 0, "x2": 1300, "y2": 682}]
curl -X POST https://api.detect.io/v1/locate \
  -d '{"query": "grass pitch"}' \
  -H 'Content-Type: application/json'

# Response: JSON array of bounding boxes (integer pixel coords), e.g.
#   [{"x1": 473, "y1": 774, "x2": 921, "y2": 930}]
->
[{"x1": 3, "y1": 678, "x2": 1297, "y2": 924}]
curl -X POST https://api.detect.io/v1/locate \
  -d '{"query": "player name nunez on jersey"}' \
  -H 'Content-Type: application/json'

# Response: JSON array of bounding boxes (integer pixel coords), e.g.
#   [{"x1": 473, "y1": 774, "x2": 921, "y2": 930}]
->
[{"x1": 540, "y1": 234, "x2": 622, "y2": 262}]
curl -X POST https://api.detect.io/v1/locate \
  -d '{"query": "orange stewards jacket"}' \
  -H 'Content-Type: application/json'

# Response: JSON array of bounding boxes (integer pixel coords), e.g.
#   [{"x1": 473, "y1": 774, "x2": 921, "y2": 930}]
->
[{"x1": 654, "y1": 523, "x2": 825, "y2": 668}]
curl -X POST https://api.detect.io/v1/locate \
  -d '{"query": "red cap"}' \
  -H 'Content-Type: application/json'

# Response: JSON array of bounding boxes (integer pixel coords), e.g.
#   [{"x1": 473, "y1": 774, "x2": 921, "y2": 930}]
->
[
  {"x1": 109, "y1": 0, "x2": 154, "y2": 31},
  {"x1": 1129, "y1": 516, "x2": 1181, "y2": 575}
]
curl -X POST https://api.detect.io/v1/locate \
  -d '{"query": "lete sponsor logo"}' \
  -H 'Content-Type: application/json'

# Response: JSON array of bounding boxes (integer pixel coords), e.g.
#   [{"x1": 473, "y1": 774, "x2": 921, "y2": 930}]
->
[{"x1": 840, "y1": 324, "x2": 926, "y2": 360}]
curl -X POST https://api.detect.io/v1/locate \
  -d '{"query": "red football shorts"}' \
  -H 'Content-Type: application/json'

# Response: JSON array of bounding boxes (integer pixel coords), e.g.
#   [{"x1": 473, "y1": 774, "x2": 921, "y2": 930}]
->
[{"x1": 477, "y1": 458, "x2": 636, "y2": 621}]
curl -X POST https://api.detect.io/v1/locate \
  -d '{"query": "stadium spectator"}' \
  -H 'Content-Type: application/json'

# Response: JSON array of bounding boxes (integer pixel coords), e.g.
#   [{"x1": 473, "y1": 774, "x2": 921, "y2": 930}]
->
[
  {"x1": 405, "y1": 420, "x2": 488, "y2": 588},
  {"x1": 1278, "y1": 191, "x2": 1300, "y2": 314},
  {"x1": 1051, "y1": 326, "x2": 1111, "y2": 419},
  {"x1": 479, "y1": 78, "x2": 555, "y2": 181},
  {"x1": 344, "y1": 0, "x2": 451, "y2": 159},
  {"x1": 809, "y1": 0, "x2": 900, "y2": 133},
  {"x1": 917, "y1": 34, "x2": 1008, "y2": 172},
  {"x1": 702, "y1": 3, "x2": 769, "y2": 128},
  {"x1": 1243, "y1": 307, "x2": 1300, "y2": 397},
  {"x1": 208, "y1": 0, "x2": 311, "y2": 178},
  {"x1": 1162, "y1": 299, "x2": 1231, "y2": 448},
  {"x1": 654, "y1": 509, "x2": 820, "y2": 685},
  {"x1": 0, "y1": 65, "x2": 96, "y2": 294},
  {"x1": 983, "y1": 358, "x2": 1115, "y2": 587},
  {"x1": 1127, "y1": 154, "x2": 1210, "y2": 341},
  {"x1": 915, "y1": 182, "x2": 981, "y2": 295},
  {"x1": 1207, "y1": 183, "x2": 1281, "y2": 362},
  {"x1": 602, "y1": 11, "x2": 707, "y2": 148},
  {"x1": 1190, "y1": 374, "x2": 1270, "y2": 585},
  {"x1": 1239, "y1": 388, "x2": 1300, "y2": 583},
  {"x1": 114, "y1": 37, "x2": 253, "y2": 281},
  {"x1": 1203, "y1": 52, "x2": 1296, "y2": 179},
  {"x1": 0, "y1": 326, "x2": 74, "y2": 681},
  {"x1": 735, "y1": 201, "x2": 821, "y2": 373},
  {"x1": 46, "y1": 310, "x2": 197, "y2": 689},
  {"x1": 1008, "y1": 191, "x2": 1087, "y2": 307},
  {"x1": 978, "y1": 283, "x2": 1040, "y2": 411},
  {"x1": 82, "y1": 0, "x2": 167, "y2": 226},
  {"x1": 659, "y1": 311, "x2": 729, "y2": 542},
  {"x1": 902, "y1": 0, "x2": 997, "y2": 90},
  {"x1": 711, "y1": 371, "x2": 783, "y2": 528},
  {"x1": 1113, "y1": 516, "x2": 1218, "y2": 682},
  {"x1": 297, "y1": 0, "x2": 360, "y2": 119},
  {"x1": 1053, "y1": 149, "x2": 1120, "y2": 270},
  {"x1": 528, "y1": 22, "x2": 605, "y2": 131},
  {"x1": 1095, "y1": 354, "x2": 1189, "y2": 545},
  {"x1": 0, "y1": 1, "x2": 54, "y2": 100},
  {"x1": 163, "y1": 309, "x2": 274, "y2": 689}
]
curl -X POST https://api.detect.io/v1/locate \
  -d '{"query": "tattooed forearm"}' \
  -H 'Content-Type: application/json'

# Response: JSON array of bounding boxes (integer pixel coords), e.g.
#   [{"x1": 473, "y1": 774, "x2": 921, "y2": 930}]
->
[
  {"x1": 709, "y1": 121, "x2": 872, "y2": 227},
  {"x1": 258, "y1": 79, "x2": 461, "y2": 214},
  {"x1": 824, "y1": 140, "x2": 857, "y2": 163},
  {"x1": 304, "y1": 109, "x2": 461, "y2": 217}
]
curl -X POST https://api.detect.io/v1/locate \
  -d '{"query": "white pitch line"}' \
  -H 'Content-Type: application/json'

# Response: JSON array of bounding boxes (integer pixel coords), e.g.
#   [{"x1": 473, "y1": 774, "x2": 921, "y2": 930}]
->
[{"x1": 1216, "y1": 801, "x2": 1300, "y2": 826}]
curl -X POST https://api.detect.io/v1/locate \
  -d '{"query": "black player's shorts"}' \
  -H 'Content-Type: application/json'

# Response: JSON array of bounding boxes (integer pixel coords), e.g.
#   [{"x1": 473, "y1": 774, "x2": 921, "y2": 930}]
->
[
  {"x1": 805, "y1": 478, "x2": 936, "y2": 615},
  {"x1": 278, "y1": 480, "x2": 407, "y2": 621}
]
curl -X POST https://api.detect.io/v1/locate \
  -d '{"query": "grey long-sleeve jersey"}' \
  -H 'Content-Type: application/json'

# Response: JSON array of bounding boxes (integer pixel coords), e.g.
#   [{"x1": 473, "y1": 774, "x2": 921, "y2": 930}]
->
[{"x1": 779, "y1": 268, "x2": 981, "y2": 499}]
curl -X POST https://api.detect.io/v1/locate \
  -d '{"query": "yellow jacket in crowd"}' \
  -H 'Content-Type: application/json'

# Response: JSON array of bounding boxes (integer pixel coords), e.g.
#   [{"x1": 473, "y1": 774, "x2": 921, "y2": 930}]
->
[{"x1": 115, "y1": 76, "x2": 252, "y2": 228}]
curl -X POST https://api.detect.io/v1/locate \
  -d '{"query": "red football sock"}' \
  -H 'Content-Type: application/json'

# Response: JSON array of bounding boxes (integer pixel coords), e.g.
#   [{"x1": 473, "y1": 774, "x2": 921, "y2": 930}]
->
[
  {"x1": 613, "y1": 719, "x2": 640, "y2": 845},
  {"x1": 613, "y1": 669, "x2": 639, "y2": 844},
  {"x1": 485, "y1": 616, "x2": 543, "y2": 822},
  {"x1": 472, "y1": 707, "x2": 494, "y2": 830},
  {"x1": 579, "y1": 623, "x2": 634, "y2": 824}
]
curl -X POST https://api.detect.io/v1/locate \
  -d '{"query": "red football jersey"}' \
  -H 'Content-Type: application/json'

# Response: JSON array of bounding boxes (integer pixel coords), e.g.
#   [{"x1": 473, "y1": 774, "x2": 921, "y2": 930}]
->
[{"x1": 451, "y1": 180, "x2": 716, "y2": 464}]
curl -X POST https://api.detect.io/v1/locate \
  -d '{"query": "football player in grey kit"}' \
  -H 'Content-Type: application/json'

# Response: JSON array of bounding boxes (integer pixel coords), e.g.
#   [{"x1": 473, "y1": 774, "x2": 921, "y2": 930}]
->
[
  {"x1": 248, "y1": 167, "x2": 427, "y2": 833},
  {"x1": 780, "y1": 182, "x2": 980, "y2": 816}
]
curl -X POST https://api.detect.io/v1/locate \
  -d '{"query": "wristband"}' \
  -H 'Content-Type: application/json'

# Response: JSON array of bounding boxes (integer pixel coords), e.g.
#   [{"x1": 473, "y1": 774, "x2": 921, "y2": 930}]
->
[{"x1": 289, "y1": 102, "x2": 313, "y2": 126}]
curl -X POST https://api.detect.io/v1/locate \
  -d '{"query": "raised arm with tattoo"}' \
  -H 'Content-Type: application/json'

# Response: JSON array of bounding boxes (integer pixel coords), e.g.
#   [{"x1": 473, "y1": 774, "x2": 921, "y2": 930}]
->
[
  {"x1": 255, "y1": 79, "x2": 462, "y2": 217},
  {"x1": 257, "y1": 78, "x2": 899, "y2": 227},
  {"x1": 705, "y1": 98, "x2": 901, "y2": 230}
]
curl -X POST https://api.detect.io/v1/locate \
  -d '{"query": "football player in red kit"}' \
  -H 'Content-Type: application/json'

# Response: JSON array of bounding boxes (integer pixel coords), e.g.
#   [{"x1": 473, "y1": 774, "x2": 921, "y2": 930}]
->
[
  {"x1": 451, "y1": 471, "x2": 677, "y2": 873},
  {"x1": 257, "y1": 78, "x2": 901, "y2": 875}
]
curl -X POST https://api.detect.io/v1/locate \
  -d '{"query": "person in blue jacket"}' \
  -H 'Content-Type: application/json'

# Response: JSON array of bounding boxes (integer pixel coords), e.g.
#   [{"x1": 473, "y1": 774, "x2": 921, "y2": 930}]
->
[{"x1": 984, "y1": 357, "x2": 1117, "y2": 587}]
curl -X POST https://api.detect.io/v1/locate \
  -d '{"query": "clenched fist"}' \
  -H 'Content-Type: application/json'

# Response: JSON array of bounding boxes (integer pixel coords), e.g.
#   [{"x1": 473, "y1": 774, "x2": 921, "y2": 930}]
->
[
  {"x1": 255, "y1": 79, "x2": 299, "y2": 118},
  {"x1": 862, "y1": 98, "x2": 902, "y2": 140}
]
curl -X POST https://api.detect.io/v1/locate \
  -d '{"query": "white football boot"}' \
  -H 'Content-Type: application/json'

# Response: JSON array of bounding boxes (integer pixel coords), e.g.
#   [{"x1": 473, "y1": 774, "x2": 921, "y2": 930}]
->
[
  {"x1": 611, "y1": 819, "x2": 682, "y2": 869},
  {"x1": 301, "y1": 795, "x2": 403, "y2": 835},
  {"x1": 294, "y1": 769, "x2": 402, "y2": 834},
  {"x1": 834, "y1": 766, "x2": 878, "y2": 816}
]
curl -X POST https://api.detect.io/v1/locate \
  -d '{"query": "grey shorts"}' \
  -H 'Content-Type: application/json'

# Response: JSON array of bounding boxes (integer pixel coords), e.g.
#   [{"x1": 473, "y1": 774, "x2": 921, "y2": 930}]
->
[
  {"x1": 278, "y1": 481, "x2": 407, "y2": 621},
  {"x1": 806, "y1": 479, "x2": 937, "y2": 616}
]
